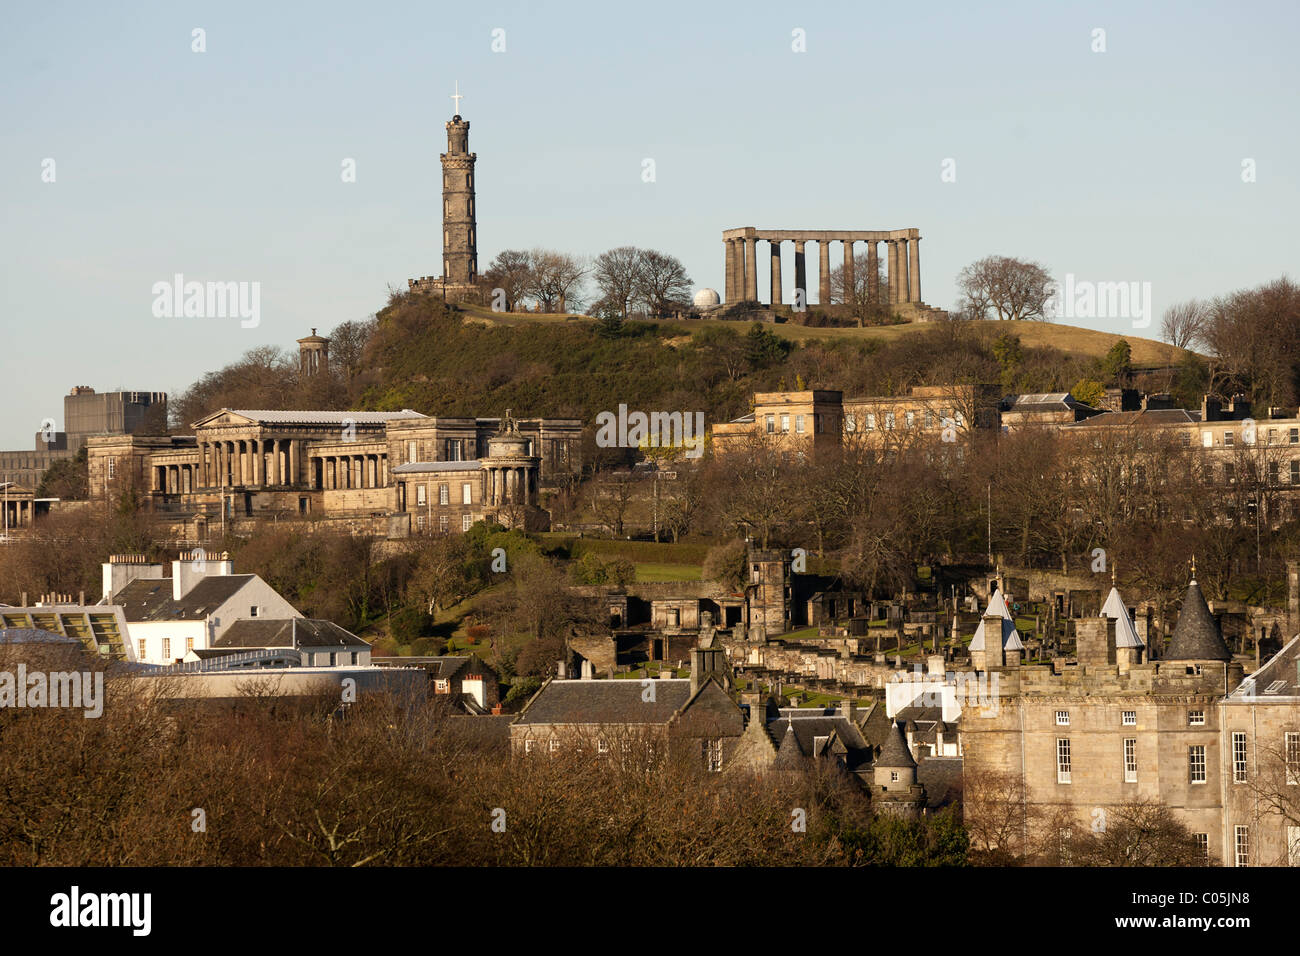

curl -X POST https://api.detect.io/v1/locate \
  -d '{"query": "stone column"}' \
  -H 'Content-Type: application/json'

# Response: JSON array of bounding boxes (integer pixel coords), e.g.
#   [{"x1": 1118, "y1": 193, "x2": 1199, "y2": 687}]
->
[
  {"x1": 735, "y1": 241, "x2": 747, "y2": 303},
  {"x1": 896, "y1": 238, "x2": 910, "y2": 303},
  {"x1": 888, "y1": 242, "x2": 900, "y2": 303},
  {"x1": 289, "y1": 440, "x2": 300, "y2": 488},
  {"x1": 818, "y1": 241, "x2": 831, "y2": 305},
  {"x1": 769, "y1": 239, "x2": 782, "y2": 306},
  {"x1": 867, "y1": 241, "x2": 879, "y2": 306},
  {"x1": 250, "y1": 439, "x2": 261, "y2": 487},
  {"x1": 793, "y1": 240, "x2": 807, "y2": 308},
  {"x1": 843, "y1": 240, "x2": 855, "y2": 306},
  {"x1": 744, "y1": 237, "x2": 758, "y2": 301},
  {"x1": 724, "y1": 239, "x2": 736, "y2": 303},
  {"x1": 908, "y1": 237, "x2": 921, "y2": 304}
]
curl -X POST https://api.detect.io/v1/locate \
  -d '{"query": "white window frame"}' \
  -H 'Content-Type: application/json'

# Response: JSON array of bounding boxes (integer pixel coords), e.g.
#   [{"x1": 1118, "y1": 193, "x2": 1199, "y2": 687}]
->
[
  {"x1": 524, "y1": 739, "x2": 535, "y2": 755},
  {"x1": 780, "y1": 414, "x2": 790, "y2": 433},
  {"x1": 1233, "y1": 731, "x2": 1248, "y2": 783},
  {"x1": 1124, "y1": 737, "x2": 1137, "y2": 783},
  {"x1": 438, "y1": 484, "x2": 449, "y2": 506},
  {"x1": 1057, "y1": 738, "x2": 1072, "y2": 784},
  {"x1": 1287, "y1": 732, "x2": 1300, "y2": 786},
  {"x1": 1194, "y1": 833, "x2": 1209, "y2": 859},
  {"x1": 1234, "y1": 825, "x2": 1249, "y2": 867},
  {"x1": 705, "y1": 739, "x2": 722, "y2": 772},
  {"x1": 1189, "y1": 745, "x2": 1206, "y2": 784},
  {"x1": 462, "y1": 482, "x2": 472, "y2": 504},
  {"x1": 1122, "y1": 710, "x2": 1136, "y2": 726},
  {"x1": 416, "y1": 484, "x2": 427, "y2": 506},
  {"x1": 462, "y1": 514, "x2": 473, "y2": 532},
  {"x1": 1056, "y1": 710, "x2": 1070, "y2": 726},
  {"x1": 1188, "y1": 709, "x2": 1205, "y2": 726}
]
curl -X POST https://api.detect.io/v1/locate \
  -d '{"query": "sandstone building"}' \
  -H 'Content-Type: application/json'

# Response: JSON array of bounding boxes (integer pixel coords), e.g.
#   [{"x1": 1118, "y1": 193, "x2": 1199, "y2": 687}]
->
[{"x1": 85, "y1": 404, "x2": 581, "y2": 540}]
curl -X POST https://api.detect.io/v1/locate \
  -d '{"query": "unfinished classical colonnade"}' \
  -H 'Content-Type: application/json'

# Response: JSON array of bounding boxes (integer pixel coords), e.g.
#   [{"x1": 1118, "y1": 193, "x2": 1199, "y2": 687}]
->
[{"x1": 722, "y1": 227, "x2": 921, "y2": 307}]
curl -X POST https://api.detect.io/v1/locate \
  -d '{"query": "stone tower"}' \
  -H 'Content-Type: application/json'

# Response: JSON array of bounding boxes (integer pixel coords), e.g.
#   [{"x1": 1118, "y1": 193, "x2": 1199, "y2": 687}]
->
[
  {"x1": 441, "y1": 112, "x2": 477, "y2": 287},
  {"x1": 297, "y1": 329, "x2": 329, "y2": 378}
]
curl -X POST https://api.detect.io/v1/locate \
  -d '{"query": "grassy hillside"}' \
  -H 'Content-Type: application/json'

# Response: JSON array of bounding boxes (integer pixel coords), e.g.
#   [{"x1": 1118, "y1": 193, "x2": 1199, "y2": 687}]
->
[
  {"x1": 459, "y1": 304, "x2": 1192, "y2": 368},
  {"x1": 354, "y1": 294, "x2": 1204, "y2": 426}
]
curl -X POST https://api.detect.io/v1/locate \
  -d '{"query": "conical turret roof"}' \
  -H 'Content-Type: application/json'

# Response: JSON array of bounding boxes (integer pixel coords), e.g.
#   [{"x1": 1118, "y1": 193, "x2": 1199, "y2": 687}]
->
[
  {"x1": 875, "y1": 720, "x2": 916, "y2": 769},
  {"x1": 1100, "y1": 587, "x2": 1144, "y2": 649},
  {"x1": 1164, "y1": 577, "x2": 1231, "y2": 662},
  {"x1": 969, "y1": 589, "x2": 1025, "y2": 652}
]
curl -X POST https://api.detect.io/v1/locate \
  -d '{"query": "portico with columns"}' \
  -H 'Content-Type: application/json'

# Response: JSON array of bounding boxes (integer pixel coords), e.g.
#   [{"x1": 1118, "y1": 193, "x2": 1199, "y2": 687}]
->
[{"x1": 721, "y1": 227, "x2": 927, "y2": 312}]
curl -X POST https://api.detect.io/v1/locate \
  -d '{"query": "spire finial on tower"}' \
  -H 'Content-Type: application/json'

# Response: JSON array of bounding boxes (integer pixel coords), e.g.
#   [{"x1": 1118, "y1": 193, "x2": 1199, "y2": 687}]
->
[
  {"x1": 451, "y1": 80, "x2": 463, "y2": 116},
  {"x1": 1191, "y1": 554, "x2": 1197, "y2": 581}
]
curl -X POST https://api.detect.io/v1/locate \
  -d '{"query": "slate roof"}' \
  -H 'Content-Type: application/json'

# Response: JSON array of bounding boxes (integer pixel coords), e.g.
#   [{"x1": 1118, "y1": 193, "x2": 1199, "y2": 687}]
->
[
  {"x1": 1164, "y1": 578, "x2": 1232, "y2": 661},
  {"x1": 228, "y1": 409, "x2": 425, "y2": 425},
  {"x1": 1002, "y1": 392, "x2": 1092, "y2": 411},
  {"x1": 968, "y1": 590, "x2": 1025, "y2": 652},
  {"x1": 772, "y1": 719, "x2": 806, "y2": 770},
  {"x1": 214, "y1": 618, "x2": 368, "y2": 650},
  {"x1": 875, "y1": 720, "x2": 917, "y2": 769},
  {"x1": 895, "y1": 705, "x2": 943, "y2": 724},
  {"x1": 1065, "y1": 408, "x2": 1200, "y2": 427},
  {"x1": 115, "y1": 575, "x2": 256, "y2": 622},
  {"x1": 512, "y1": 678, "x2": 694, "y2": 725},
  {"x1": 916, "y1": 756, "x2": 963, "y2": 809},
  {"x1": 1229, "y1": 635, "x2": 1300, "y2": 699},
  {"x1": 1100, "y1": 586, "x2": 1144, "y2": 649},
  {"x1": 768, "y1": 714, "x2": 869, "y2": 758}
]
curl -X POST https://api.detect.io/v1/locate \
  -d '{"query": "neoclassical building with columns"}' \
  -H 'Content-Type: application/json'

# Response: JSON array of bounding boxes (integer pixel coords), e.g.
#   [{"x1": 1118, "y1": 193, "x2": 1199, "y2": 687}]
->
[
  {"x1": 86, "y1": 407, "x2": 580, "y2": 539},
  {"x1": 721, "y1": 226, "x2": 942, "y2": 319}
]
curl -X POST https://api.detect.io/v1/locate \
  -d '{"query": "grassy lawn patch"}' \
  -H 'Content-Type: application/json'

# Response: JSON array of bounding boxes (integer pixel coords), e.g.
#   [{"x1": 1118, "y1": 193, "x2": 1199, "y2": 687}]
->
[{"x1": 635, "y1": 562, "x2": 703, "y2": 582}]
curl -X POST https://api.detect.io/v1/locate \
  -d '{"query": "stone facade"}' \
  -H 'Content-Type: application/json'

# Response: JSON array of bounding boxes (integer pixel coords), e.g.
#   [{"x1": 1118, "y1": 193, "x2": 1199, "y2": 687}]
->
[
  {"x1": 408, "y1": 110, "x2": 480, "y2": 303},
  {"x1": 85, "y1": 406, "x2": 581, "y2": 541}
]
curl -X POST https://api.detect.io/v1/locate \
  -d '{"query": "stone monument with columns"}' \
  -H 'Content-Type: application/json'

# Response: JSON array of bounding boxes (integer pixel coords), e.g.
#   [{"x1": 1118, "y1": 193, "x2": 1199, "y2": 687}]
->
[{"x1": 721, "y1": 226, "x2": 943, "y2": 321}]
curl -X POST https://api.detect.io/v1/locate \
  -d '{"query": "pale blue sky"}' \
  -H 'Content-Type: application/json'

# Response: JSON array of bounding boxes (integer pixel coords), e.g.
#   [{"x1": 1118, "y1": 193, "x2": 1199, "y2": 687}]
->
[{"x1": 2, "y1": 0, "x2": 1298, "y2": 446}]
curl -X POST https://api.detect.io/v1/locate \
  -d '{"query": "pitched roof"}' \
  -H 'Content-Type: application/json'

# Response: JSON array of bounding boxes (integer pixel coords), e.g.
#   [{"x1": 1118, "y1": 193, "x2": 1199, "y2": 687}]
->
[
  {"x1": 229, "y1": 409, "x2": 425, "y2": 425},
  {"x1": 968, "y1": 590, "x2": 1025, "y2": 652},
  {"x1": 214, "y1": 618, "x2": 368, "y2": 650},
  {"x1": 1065, "y1": 408, "x2": 1200, "y2": 427},
  {"x1": 1100, "y1": 587, "x2": 1144, "y2": 648},
  {"x1": 115, "y1": 575, "x2": 256, "y2": 622},
  {"x1": 875, "y1": 720, "x2": 917, "y2": 769},
  {"x1": 1164, "y1": 578, "x2": 1232, "y2": 661},
  {"x1": 916, "y1": 756, "x2": 963, "y2": 809},
  {"x1": 512, "y1": 678, "x2": 693, "y2": 725}
]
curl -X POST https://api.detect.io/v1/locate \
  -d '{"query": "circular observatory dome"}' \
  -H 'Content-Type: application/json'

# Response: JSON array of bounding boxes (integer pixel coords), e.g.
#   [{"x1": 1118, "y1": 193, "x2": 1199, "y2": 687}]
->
[{"x1": 693, "y1": 288, "x2": 721, "y2": 309}]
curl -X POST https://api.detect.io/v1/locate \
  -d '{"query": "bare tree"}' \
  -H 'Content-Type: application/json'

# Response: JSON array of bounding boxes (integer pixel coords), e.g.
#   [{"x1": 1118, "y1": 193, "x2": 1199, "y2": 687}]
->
[
  {"x1": 483, "y1": 249, "x2": 533, "y2": 312},
  {"x1": 591, "y1": 246, "x2": 645, "y2": 319},
  {"x1": 1160, "y1": 299, "x2": 1208, "y2": 351},
  {"x1": 829, "y1": 252, "x2": 891, "y2": 325},
  {"x1": 956, "y1": 255, "x2": 1055, "y2": 321},
  {"x1": 634, "y1": 249, "x2": 693, "y2": 317},
  {"x1": 526, "y1": 249, "x2": 589, "y2": 313}
]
